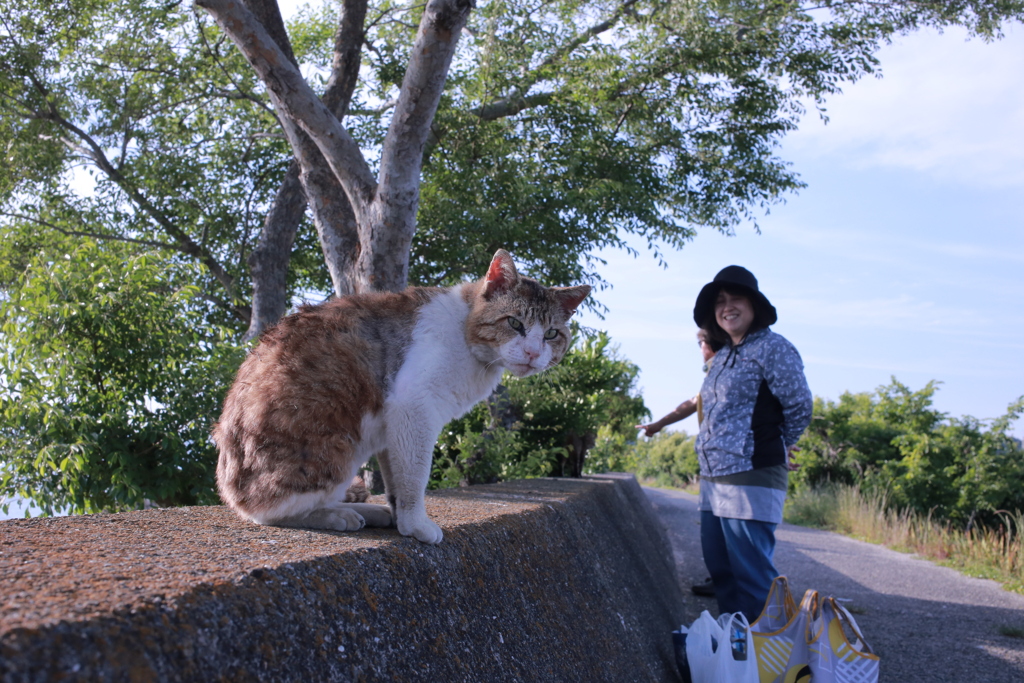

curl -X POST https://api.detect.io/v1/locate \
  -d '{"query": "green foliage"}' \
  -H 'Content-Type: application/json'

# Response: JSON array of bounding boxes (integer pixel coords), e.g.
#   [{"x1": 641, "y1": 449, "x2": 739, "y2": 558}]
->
[
  {"x1": 795, "y1": 379, "x2": 1024, "y2": 528},
  {"x1": 431, "y1": 332, "x2": 648, "y2": 486},
  {"x1": 431, "y1": 402, "x2": 551, "y2": 489},
  {"x1": 0, "y1": 242, "x2": 243, "y2": 514},
  {"x1": 506, "y1": 332, "x2": 649, "y2": 477},
  {"x1": 630, "y1": 430, "x2": 701, "y2": 489},
  {"x1": 0, "y1": 0, "x2": 323, "y2": 318}
]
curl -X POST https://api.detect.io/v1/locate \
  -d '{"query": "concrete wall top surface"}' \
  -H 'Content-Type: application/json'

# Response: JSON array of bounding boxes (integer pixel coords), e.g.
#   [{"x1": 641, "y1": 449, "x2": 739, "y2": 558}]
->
[{"x1": 2, "y1": 474, "x2": 685, "y2": 682}]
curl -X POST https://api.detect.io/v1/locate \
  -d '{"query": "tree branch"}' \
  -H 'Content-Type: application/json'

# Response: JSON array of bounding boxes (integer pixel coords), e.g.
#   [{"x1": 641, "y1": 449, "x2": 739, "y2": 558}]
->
[
  {"x1": 0, "y1": 212, "x2": 178, "y2": 250},
  {"x1": 20, "y1": 66, "x2": 239, "y2": 292},
  {"x1": 196, "y1": 0, "x2": 378, "y2": 220},
  {"x1": 236, "y1": 0, "x2": 371, "y2": 340},
  {"x1": 44, "y1": 114, "x2": 241, "y2": 308},
  {"x1": 322, "y1": 0, "x2": 369, "y2": 118},
  {"x1": 471, "y1": 92, "x2": 554, "y2": 120},
  {"x1": 513, "y1": 0, "x2": 640, "y2": 97},
  {"x1": 360, "y1": 0, "x2": 475, "y2": 290},
  {"x1": 445, "y1": 0, "x2": 636, "y2": 128}
]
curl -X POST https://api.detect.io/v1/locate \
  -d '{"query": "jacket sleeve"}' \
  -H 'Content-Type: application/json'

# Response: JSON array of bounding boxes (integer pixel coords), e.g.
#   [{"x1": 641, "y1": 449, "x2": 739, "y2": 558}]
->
[{"x1": 762, "y1": 335, "x2": 813, "y2": 448}]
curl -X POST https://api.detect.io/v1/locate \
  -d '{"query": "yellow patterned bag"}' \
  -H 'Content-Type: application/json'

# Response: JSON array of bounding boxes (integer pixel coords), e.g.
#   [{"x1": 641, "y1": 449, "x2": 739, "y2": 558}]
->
[
  {"x1": 751, "y1": 579, "x2": 812, "y2": 683},
  {"x1": 808, "y1": 596, "x2": 880, "y2": 683},
  {"x1": 750, "y1": 578, "x2": 880, "y2": 683}
]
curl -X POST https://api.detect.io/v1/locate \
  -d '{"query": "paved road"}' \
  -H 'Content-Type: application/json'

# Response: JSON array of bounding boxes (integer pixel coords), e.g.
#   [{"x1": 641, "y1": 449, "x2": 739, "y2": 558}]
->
[{"x1": 644, "y1": 486, "x2": 1024, "y2": 683}]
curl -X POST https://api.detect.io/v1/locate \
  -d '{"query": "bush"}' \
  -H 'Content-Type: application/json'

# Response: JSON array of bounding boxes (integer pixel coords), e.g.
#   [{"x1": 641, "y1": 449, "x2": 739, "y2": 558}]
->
[
  {"x1": 794, "y1": 379, "x2": 1024, "y2": 529},
  {"x1": 631, "y1": 431, "x2": 700, "y2": 489},
  {"x1": 0, "y1": 242, "x2": 243, "y2": 515},
  {"x1": 431, "y1": 331, "x2": 648, "y2": 487}
]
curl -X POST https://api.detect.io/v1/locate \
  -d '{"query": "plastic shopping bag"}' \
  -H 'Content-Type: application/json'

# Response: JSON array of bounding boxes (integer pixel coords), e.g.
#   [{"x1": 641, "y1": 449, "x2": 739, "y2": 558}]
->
[{"x1": 685, "y1": 610, "x2": 758, "y2": 683}]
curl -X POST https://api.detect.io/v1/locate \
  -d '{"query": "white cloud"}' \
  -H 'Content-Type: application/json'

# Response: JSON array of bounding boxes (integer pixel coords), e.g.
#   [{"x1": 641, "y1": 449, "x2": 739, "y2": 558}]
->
[{"x1": 789, "y1": 26, "x2": 1024, "y2": 188}]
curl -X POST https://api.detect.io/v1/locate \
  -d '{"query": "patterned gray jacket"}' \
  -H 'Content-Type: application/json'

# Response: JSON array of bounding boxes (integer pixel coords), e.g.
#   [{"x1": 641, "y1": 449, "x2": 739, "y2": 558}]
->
[{"x1": 695, "y1": 328, "x2": 813, "y2": 478}]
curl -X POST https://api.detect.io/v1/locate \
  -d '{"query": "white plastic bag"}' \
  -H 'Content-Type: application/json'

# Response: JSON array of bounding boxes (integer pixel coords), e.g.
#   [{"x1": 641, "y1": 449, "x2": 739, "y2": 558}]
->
[
  {"x1": 685, "y1": 610, "x2": 758, "y2": 683},
  {"x1": 685, "y1": 611, "x2": 720, "y2": 683}
]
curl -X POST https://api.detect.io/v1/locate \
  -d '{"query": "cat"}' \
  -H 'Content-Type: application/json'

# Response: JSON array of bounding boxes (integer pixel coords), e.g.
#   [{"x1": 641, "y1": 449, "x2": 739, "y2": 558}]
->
[{"x1": 213, "y1": 249, "x2": 590, "y2": 544}]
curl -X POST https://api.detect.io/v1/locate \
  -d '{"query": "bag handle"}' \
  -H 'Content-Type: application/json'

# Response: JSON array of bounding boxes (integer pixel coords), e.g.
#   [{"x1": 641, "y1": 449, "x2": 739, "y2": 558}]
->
[
  {"x1": 825, "y1": 597, "x2": 877, "y2": 656},
  {"x1": 798, "y1": 589, "x2": 824, "y2": 645},
  {"x1": 767, "y1": 576, "x2": 796, "y2": 616},
  {"x1": 751, "y1": 575, "x2": 797, "y2": 632}
]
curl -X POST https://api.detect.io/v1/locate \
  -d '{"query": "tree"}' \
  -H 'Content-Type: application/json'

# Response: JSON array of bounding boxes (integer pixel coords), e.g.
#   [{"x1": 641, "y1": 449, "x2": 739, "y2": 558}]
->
[
  {"x1": 794, "y1": 379, "x2": 1024, "y2": 528},
  {"x1": 196, "y1": 0, "x2": 473, "y2": 339},
  {"x1": 0, "y1": 241, "x2": 242, "y2": 514},
  {"x1": 4, "y1": 0, "x2": 1024, "y2": 511},
  {"x1": 6, "y1": 0, "x2": 1024, "y2": 333}
]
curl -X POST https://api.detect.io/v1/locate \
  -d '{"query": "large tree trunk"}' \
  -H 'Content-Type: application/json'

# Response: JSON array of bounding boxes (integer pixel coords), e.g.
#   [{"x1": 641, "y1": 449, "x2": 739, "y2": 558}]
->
[
  {"x1": 198, "y1": 0, "x2": 473, "y2": 309},
  {"x1": 238, "y1": 0, "x2": 370, "y2": 340}
]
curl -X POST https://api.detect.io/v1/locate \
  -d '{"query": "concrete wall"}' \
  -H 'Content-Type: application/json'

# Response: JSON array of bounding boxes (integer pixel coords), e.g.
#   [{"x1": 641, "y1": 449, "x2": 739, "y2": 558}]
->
[{"x1": 1, "y1": 474, "x2": 685, "y2": 682}]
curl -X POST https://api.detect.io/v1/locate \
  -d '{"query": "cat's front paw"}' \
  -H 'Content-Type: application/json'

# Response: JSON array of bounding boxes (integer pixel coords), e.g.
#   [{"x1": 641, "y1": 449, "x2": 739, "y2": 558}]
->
[{"x1": 399, "y1": 516, "x2": 444, "y2": 544}]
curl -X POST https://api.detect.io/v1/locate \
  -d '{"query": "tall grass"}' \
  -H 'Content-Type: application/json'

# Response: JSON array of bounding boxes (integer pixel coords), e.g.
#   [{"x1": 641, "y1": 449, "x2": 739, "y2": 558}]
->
[{"x1": 785, "y1": 485, "x2": 1024, "y2": 594}]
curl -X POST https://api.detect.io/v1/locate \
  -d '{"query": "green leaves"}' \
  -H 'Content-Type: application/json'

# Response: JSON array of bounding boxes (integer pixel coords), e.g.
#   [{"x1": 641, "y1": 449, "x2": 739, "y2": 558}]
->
[
  {"x1": 627, "y1": 430, "x2": 701, "y2": 489},
  {"x1": 794, "y1": 378, "x2": 1024, "y2": 529},
  {"x1": 1, "y1": 0, "x2": 299, "y2": 320},
  {"x1": 3, "y1": 0, "x2": 1023, "y2": 511},
  {"x1": 431, "y1": 331, "x2": 649, "y2": 484},
  {"x1": 0, "y1": 241, "x2": 244, "y2": 514}
]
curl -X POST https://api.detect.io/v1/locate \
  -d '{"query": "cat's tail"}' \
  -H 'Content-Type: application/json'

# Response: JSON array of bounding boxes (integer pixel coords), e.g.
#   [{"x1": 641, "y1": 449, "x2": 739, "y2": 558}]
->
[{"x1": 344, "y1": 475, "x2": 370, "y2": 503}]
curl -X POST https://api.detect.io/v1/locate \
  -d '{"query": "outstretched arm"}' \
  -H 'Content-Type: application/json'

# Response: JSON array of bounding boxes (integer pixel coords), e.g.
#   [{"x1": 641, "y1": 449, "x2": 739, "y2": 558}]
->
[{"x1": 636, "y1": 396, "x2": 698, "y2": 437}]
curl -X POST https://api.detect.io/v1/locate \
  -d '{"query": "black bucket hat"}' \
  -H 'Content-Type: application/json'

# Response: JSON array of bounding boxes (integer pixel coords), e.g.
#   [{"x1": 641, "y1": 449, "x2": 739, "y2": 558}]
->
[{"x1": 693, "y1": 265, "x2": 778, "y2": 328}]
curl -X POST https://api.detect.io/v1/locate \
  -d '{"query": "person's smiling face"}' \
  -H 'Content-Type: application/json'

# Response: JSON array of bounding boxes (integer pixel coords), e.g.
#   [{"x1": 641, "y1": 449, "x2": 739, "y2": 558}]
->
[{"x1": 715, "y1": 289, "x2": 754, "y2": 344}]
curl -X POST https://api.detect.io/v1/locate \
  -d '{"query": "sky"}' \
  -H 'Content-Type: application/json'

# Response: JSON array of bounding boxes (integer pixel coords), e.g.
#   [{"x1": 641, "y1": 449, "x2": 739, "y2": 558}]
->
[{"x1": 573, "y1": 24, "x2": 1024, "y2": 439}]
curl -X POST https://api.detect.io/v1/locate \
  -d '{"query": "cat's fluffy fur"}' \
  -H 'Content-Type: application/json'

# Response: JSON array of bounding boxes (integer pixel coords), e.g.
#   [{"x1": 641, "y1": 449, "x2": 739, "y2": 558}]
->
[{"x1": 213, "y1": 250, "x2": 590, "y2": 543}]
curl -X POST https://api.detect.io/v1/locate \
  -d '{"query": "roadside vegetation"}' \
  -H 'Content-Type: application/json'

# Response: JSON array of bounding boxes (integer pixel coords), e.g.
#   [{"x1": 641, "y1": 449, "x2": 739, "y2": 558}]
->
[
  {"x1": 431, "y1": 331, "x2": 649, "y2": 488},
  {"x1": 786, "y1": 484, "x2": 1024, "y2": 594},
  {"x1": 629, "y1": 379, "x2": 1024, "y2": 593}
]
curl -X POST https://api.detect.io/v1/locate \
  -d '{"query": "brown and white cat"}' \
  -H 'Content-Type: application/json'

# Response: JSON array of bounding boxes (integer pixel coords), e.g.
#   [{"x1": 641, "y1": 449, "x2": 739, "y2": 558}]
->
[{"x1": 213, "y1": 249, "x2": 590, "y2": 544}]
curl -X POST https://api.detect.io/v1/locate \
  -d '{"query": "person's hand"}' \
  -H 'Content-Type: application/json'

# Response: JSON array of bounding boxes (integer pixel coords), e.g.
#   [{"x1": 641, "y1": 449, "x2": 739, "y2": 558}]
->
[
  {"x1": 635, "y1": 423, "x2": 662, "y2": 438},
  {"x1": 786, "y1": 446, "x2": 801, "y2": 471}
]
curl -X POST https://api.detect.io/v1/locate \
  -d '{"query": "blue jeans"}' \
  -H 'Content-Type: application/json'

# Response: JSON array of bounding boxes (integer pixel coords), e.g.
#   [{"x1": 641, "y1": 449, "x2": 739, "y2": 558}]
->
[{"x1": 700, "y1": 510, "x2": 778, "y2": 622}]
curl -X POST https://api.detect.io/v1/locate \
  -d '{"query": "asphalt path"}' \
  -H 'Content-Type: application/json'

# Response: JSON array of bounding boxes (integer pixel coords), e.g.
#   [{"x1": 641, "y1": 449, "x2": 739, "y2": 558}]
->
[{"x1": 644, "y1": 486, "x2": 1024, "y2": 683}]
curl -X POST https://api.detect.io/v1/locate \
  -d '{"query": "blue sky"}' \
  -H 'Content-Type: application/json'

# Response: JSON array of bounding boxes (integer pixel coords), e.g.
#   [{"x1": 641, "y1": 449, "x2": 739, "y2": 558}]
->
[{"x1": 575, "y1": 25, "x2": 1024, "y2": 438}]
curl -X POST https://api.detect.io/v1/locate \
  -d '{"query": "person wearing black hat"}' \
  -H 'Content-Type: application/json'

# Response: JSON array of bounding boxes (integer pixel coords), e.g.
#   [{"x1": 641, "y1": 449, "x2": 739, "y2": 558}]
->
[{"x1": 689, "y1": 265, "x2": 813, "y2": 622}]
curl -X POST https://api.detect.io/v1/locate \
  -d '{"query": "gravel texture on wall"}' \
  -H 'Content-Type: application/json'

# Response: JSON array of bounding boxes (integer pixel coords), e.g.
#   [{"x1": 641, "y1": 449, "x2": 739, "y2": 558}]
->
[{"x1": 1, "y1": 473, "x2": 684, "y2": 682}]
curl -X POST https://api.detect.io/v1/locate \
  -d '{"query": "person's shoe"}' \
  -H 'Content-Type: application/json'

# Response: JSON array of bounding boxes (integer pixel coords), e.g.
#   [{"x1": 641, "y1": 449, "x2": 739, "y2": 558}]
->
[{"x1": 691, "y1": 577, "x2": 715, "y2": 597}]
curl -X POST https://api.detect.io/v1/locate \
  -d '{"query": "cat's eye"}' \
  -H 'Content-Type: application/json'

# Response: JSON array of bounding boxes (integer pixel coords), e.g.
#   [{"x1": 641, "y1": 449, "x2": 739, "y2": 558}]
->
[
  {"x1": 507, "y1": 317, "x2": 524, "y2": 332},
  {"x1": 544, "y1": 328, "x2": 559, "y2": 340}
]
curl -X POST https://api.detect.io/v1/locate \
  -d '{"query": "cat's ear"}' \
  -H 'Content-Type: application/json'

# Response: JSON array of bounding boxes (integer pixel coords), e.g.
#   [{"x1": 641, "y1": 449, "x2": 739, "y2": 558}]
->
[
  {"x1": 483, "y1": 249, "x2": 520, "y2": 298},
  {"x1": 552, "y1": 285, "x2": 591, "y2": 317}
]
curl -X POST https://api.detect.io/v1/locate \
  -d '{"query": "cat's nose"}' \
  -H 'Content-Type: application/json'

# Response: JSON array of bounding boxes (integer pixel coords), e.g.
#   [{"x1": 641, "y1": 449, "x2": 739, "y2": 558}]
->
[{"x1": 524, "y1": 347, "x2": 540, "y2": 361}]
